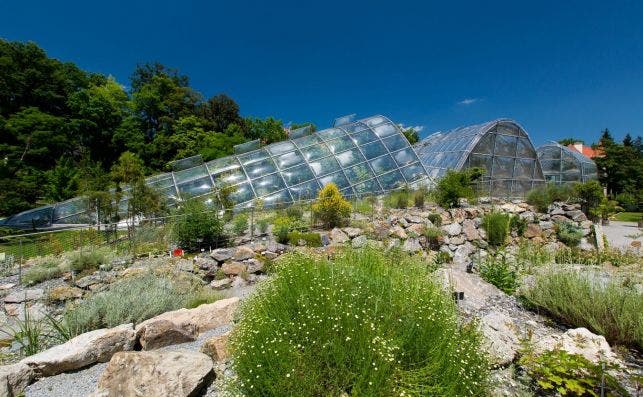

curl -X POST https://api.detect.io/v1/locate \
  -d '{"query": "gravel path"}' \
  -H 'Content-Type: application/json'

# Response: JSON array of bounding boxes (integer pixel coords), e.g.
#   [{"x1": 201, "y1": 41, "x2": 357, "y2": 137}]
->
[
  {"x1": 602, "y1": 221, "x2": 642, "y2": 251},
  {"x1": 25, "y1": 324, "x2": 233, "y2": 397}
]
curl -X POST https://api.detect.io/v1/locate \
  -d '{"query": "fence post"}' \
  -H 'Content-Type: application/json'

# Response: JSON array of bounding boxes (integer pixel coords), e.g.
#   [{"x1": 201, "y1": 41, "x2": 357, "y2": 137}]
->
[{"x1": 18, "y1": 238, "x2": 23, "y2": 284}]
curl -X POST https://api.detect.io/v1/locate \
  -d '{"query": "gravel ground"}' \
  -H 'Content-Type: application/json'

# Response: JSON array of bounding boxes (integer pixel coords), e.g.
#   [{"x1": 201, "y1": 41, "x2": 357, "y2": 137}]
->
[
  {"x1": 602, "y1": 221, "x2": 642, "y2": 251},
  {"x1": 25, "y1": 324, "x2": 234, "y2": 397}
]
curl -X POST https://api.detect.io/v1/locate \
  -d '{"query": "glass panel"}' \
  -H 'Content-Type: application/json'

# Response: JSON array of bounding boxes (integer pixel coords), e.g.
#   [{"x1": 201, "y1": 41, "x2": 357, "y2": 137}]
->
[
  {"x1": 341, "y1": 187, "x2": 356, "y2": 199},
  {"x1": 147, "y1": 175, "x2": 175, "y2": 189},
  {"x1": 234, "y1": 140, "x2": 261, "y2": 154},
  {"x1": 281, "y1": 165, "x2": 315, "y2": 186},
  {"x1": 292, "y1": 133, "x2": 322, "y2": 148},
  {"x1": 382, "y1": 134, "x2": 408, "y2": 152},
  {"x1": 372, "y1": 123, "x2": 397, "y2": 138},
  {"x1": 6, "y1": 207, "x2": 54, "y2": 227},
  {"x1": 351, "y1": 129, "x2": 378, "y2": 145},
  {"x1": 400, "y1": 163, "x2": 426, "y2": 183},
  {"x1": 468, "y1": 154, "x2": 493, "y2": 175},
  {"x1": 237, "y1": 149, "x2": 268, "y2": 165},
  {"x1": 378, "y1": 170, "x2": 405, "y2": 190},
  {"x1": 343, "y1": 122, "x2": 368, "y2": 133},
  {"x1": 53, "y1": 199, "x2": 86, "y2": 221},
  {"x1": 206, "y1": 157, "x2": 240, "y2": 174},
  {"x1": 472, "y1": 133, "x2": 494, "y2": 154},
  {"x1": 229, "y1": 182, "x2": 254, "y2": 204},
  {"x1": 364, "y1": 116, "x2": 388, "y2": 128},
  {"x1": 492, "y1": 157, "x2": 515, "y2": 178},
  {"x1": 174, "y1": 165, "x2": 207, "y2": 184},
  {"x1": 300, "y1": 144, "x2": 332, "y2": 162},
  {"x1": 539, "y1": 146, "x2": 561, "y2": 160},
  {"x1": 514, "y1": 159, "x2": 535, "y2": 179},
  {"x1": 317, "y1": 128, "x2": 346, "y2": 141},
  {"x1": 326, "y1": 136, "x2": 355, "y2": 154},
  {"x1": 562, "y1": 153, "x2": 580, "y2": 173},
  {"x1": 274, "y1": 150, "x2": 304, "y2": 169},
  {"x1": 562, "y1": 172, "x2": 581, "y2": 182},
  {"x1": 369, "y1": 155, "x2": 398, "y2": 175},
  {"x1": 344, "y1": 163, "x2": 375, "y2": 184},
  {"x1": 177, "y1": 176, "x2": 213, "y2": 198},
  {"x1": 353, "y1": 179, "x2": 382, "y2": 196},
  {"x1": 251, "y1": 174, "x2": 287, "y2": 197},
  {"x1": 214, "y1": 168, "x2": 247, "y2": 186},
  {"x1": 516, "y1": 138, "x2": 536, "y2": 158},
  {"x1": 361, "y1": 141, "x2": 388, "y2": 159},
  {"x1": 243, "y1": 158, "x2": 277, "y2": 178},
  {"x1": 309, "y1": 156, "x2": 341, "y2": 177},
  {"x1": 539, "y1": 159, "x2": 560, "y2": 172},
  {"x1": 515, "y1": 180, "x2": 533, "y2": 195},
  {"x1": 336, "y1": 148, "x2": 365, "y2": 167},
  {"x1": 319, "y1": 172, "x2": 350, "y2": 190},
  {"x1": 492, "y1": 180, "x2": 513, "y2": 196},
  {"x1": 392, "y1": 148, "x2": 418, "y2": 167},
  {"x1": 262, "y1": 190, "x2": 292, "y2": 208},
  {"x1": 493, "y1": 134, "x2": 517, "y2": 157},
  {"x1": 496, "y1": 123, "x2": 521, "y2": 136},
  {"x1": 289, "y1": 180, "x2": 320, "y2": 201},
  {"x1": 266, "y1": 141, "x2": 296, "y2": 156}
]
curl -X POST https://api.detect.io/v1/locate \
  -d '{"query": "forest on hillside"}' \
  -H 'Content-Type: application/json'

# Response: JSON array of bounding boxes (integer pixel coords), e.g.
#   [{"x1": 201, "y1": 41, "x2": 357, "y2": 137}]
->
[{"x1": 0, "y1": 39, "x2": 318, "y2": 217}]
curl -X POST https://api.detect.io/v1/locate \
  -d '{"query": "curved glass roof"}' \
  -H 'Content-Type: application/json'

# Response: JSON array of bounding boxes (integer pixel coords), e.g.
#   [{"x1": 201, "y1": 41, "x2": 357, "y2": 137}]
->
[
  {"x1": 1, "y1": 115, "x2": 431, "y2": 228},
  {"x1": 414, "y1": 119, "x2": 545, "y2": 196},
  {"x1": 537, "y1": 142, "x2": 598, "y2": 184}
]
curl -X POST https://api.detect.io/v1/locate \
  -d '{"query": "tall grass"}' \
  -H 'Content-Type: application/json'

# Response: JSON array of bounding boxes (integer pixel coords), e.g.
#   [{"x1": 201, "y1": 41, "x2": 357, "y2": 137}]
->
[
  {"x1": 229, "y1": 248, "x2": 489, "y2": 396},
  {"x1": 523, "y1": 270, "x2": 643, "y2": 350}
]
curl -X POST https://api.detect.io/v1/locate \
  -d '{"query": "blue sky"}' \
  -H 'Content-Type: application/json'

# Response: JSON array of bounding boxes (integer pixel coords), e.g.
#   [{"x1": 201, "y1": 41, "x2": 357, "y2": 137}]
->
[{"x1": 1, "y1": 0, "x2": 642, "y2": 145}]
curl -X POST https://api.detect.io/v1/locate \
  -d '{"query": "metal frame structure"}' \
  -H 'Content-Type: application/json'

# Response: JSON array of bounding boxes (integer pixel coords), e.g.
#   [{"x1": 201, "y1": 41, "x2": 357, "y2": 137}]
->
[{"x1": 536, "y1": 142, "x2": 598, "y2": 184}]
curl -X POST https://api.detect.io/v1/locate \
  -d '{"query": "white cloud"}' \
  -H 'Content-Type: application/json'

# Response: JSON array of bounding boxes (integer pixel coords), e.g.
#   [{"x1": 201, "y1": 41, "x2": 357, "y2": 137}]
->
[{"x1": 458, "y1": 98, "x2": 479, "y2": 105}]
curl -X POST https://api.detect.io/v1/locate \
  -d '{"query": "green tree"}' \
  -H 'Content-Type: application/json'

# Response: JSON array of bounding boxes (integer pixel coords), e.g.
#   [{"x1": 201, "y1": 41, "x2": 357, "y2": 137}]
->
[
  {"x1": 45, "y1": 157, "x2": 79, "y2": 202},
  {"x1": 558, "y1": 138, "x2": 583, "y2": 146},
  {"x1": 200, "y1": 94, "x2": 243, "y2": 133},
  {"x1": 401, "y1": 127, "x2": 420, "y2": 144},
  {"x1": 245, "y1": 117, "x2": 286, "y2": 144},
  {"x1": 573, "y1": 180, "x2": 604, "y2": 218},
  {"x1": 434, "y1": 168, "x2": 485, "y2": 208}
]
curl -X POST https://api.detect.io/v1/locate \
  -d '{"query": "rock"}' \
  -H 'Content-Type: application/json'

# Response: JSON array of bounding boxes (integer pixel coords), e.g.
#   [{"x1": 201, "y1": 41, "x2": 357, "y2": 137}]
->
[
  {"x1": 405, "y1": 223, "x2": 426, "y2": 237},
  {"x1": 320, "y1": 234, "x2": 331, "y2": 246},
  {"x1": 0, "y1": 283, "x2": 15, "y2": 291},
  {"x1": 48, "y1": 285, "x2": 84, "y2": 302},
  {"x1": 135, "y1": 297, "x2": 239, "y2": 336},
  {"x1": 389, "y1": 226, "x2": 408, "y2": 239},
  {"x1": 263, "y1": 251, "x2": 279, "y2": 260},
  {"x1": 351, "y1": 235, "x2": 368, "y2": 248},
  {"x1": 137, "y1": 319, "x2": 196, "y2": 350},
  {"x1": 4, "y1": 289, "x2": 44, "y2": 303},
  {"x1": 90, "y1": 350, "x2": 214, "y2": 397},
  {"x1": 200, "y1": 331, "x2": 230, "y2": 362},
  {"x1": 567, "y1": 210, "x2": 587, "y2": 222},
  {"x1": 453, "y1": 242, "x2": 475, "y2": 266},
  {"x1": 342, "y1": 227, "x2": 362, "y2": 238},
  {"x1": 75, "y1": 273, "x2": 104, "y2": 289},
  {"x1": 539, "y1": 221, "x2": 554, "y2": 230},
  {"x1": 550, "y1": 206, "x2": 565, "y2": 216},
  {"x1": 449, "y1": 235, "x2": 465, "y2": 245},
  {"x1": 404, "y1": 214, "x2": 422, "y2": 224},
  {"x1": 21, "y1": 323, "x2": 135, "y2": 377},
  {"x1": 402, "y1": 238, "x2": 422, "y2": 253},
  {"x1": 579, "y1": 238, "x2": 594, "y2": 251},
  {"x1": 221, "y1": 261, "x2": 246, "y2": 275},
  {"x1": 0, "y1": 362, "x2": 34, "y2": 397},
  {"x1": 523, "y1": 224, "x2": 542, "y2": 239},
  {"x1": 175, "y1": 259, "x2": 195, "y2": 273},
  {"x1": 210, "y1": 248, "x2": 233, "y2": 262},
  {"x1": 500, "y1": 203, "x2": 524, "y2": 213},
  {"x1": 442, "y1": 222, "x2": 462, "y2": 237},
  {"x1": 330, "y1": 228, "x2": 350, "y2": 243},
  {"x1": 397, "y1": 218, "x2": 409, "y2": 228},
  {"x1": 210, "y1": 278, "x2": 232, "y2": 290},
  {"x1": 480, "y1": 312, "x2": 520, "y2": 366},
  {"x1": 461, "y1": 219, "x2": 479, "y2": 241},
  {"x1": 245, "y1": 258, "x2": 263, "y2": 274},
  {"x1": 449, "y1": 208, "x2": 466, "y2": 224},
  {"x1": 534, "y1": 328, "x2": 620, "y2": 364},
  {"x1": 233, "y1": 246, "x2": 255, "y2": 261},
  {"x1": 518, "y1": 211, "x2": 536, "y2": 222},
  {"x1": 194, "y1": 256, "x2": 218, "y2": 271}
]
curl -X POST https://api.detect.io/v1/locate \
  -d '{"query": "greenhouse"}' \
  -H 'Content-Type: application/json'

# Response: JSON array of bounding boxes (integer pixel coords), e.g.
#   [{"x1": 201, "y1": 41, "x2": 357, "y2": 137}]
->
[
  {"x1": 413, "y1": 119, "x2": 545, "y2": 196},
  {"x1": 536, "y1": 142, "x2": 598, "y2": 184},
  {"x1": 1, "y1": 115, "x2": 431, "y2": 228}
]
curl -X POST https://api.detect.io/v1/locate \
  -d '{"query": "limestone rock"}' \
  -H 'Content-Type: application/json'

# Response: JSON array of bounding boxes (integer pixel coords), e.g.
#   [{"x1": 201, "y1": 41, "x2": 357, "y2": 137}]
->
[
  {"x1": 135, "y1": 297, "x2": 239, "y2": 336},
  {"x1": 200, "y1": 331, "x2": 230, "y2": 362},
  {"x1": 404, "y1": 214, "x2": 422, "y2": 224},
  {"x1": 330, "y1": 228, "x2": 350, "y2": 243},
  {"x1": 233, "y1": 246, "x2": 255, "y2": 261},
  {"x1": 0, "y1": 362, "x2": 34, "y2": 397},
  {"x1": 534, "y1": 328, "x2": 620, "y2": 364},
  {"x1": 461, "y1": 219, "x2": 479, "y2": 241},
  {"x1": 75, "y1": 273, "x2": 105, "y2": 289},
  {"x1": 402, "y1": 238, "x2": 422, "y2": 253},
  {"x1": 500, "y1": 203, "x2": 524, "y2": 213},
  {"x1": 523, "y1": 224, "x2": 542, "y2": 239},
  {"x1": 453, "y1": 242, "x2": 475, "y2": 266},
  {"x1": 480, "y1": 312, "x2": 520, "y2": 366},
  {"x1": 4, "y1": 289, "x2": 44, "y2": 304},
  {"x1": 442, "y1": 222, "x2": 462, "y2": 237},
  {"x1": 210, "y1": 248, "x2": 233, "y2": 262},
  {"x1": 194, "y1": 256, "x2": 217, "y2": 271},
  {"x1": 221, "y1": 261, "x2": 246, "y2": 275},
  {"x1": 48, "y1": 286, "x2": 84, "y2": 302},
  {"x1": 449, "y1": 208, "x2": 466, "y2": 224},
  {"x1": 351, "y1": 235, "x2": 368, "y2": 248},
  {"x1": 245, "y1": 258, "x2": 264, "y2": 274},
  {"x1": 21, "y1": 323, "x2": 135, "y2": 377},
  {"x1": 137, "y1": 319, "x2": 196, "y2": 350},
  {"x1": 342, "y1": 227, "x2": 362, "y2": 238},
  {"x1": 405, "y1": 223, "x2": 425, "y2": 237},
  {"x1": 539, "y1": 221, "x2": 554, "y2": 230},
  {"x1": 210, "y1": 278, "x2": 232, "y2": 290},
  {"x1": 90, "y1": 350, "x2": 214, "y2": 397},
  {"x1": 567, "y1": 210, "x2": 587, "y2": 222},
  {"x1": 389, "y1": 226, "x2": 408, "y2": 239}
]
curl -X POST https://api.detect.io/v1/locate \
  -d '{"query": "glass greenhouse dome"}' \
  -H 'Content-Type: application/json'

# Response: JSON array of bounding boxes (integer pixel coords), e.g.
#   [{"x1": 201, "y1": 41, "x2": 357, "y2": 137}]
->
[
  {"x1": 1, "y1": 115, "x2": 431, "y2": 228},
  {"x1": 536, "y1": 142, "x2": 598, "y2": 184},
  {"x1": 413, "y1": 119, "x2": 545, "y2": 196}
]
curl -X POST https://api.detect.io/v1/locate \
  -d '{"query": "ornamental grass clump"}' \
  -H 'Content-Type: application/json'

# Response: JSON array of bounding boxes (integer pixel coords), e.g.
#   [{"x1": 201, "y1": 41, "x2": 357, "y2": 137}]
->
[{"x1": 229, "y1": 247, "x2": 489, "y2": 396}]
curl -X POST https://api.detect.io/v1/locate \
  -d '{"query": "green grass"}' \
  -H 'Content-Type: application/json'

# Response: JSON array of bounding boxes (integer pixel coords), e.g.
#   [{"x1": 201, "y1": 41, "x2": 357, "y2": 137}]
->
[
  {"x1": 22, "y1": 259, "x2": 65, "y2": 285},
  {"x1": 229, "y1": 247, "x2": 489, "y2": 396},
  {"x1": 522, "y1": 269, "x2": 643, "y2": 350},
  {"x1": 613, "y1": 211, "x2": 642, "y2": 222}
]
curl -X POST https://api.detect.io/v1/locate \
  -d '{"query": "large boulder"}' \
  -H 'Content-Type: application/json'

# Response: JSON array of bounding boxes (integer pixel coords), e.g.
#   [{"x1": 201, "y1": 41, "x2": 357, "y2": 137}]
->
[
  {"x1": 135, "y1": 297, "x2": 239, "y2": 337},
  {"x1": 330, "y1": 228, "x2": 350, "y2": 243},
  {"x1": 534, "y1": 328, "x2": 620, "y2": 364},
  {"x1": 401, "y1": 238, "x2": 422, "y2": 253},
  {"x1": 233, "y1": 246, "x2": 255, "y2": 261},
  {"x1": 221, "y1": 261, "x2": 246, "y2": 275},
  {"x1": 461, "y1": 219, "x2": 479, "y2": 241},
  {"x1": 90, "y1": 350, "x2": 214, "y2": 397},
  {"x1": 0, "y1": 362, "x2": 34, "y2": 397},
  {"x1": 523, "y1": 224, "x2": 542, "y2": 239},
  {"x1": 48, "y1": 286, "x2": 84, "y2": 302},
  {"x1": 442, "y1": 222, "x2": 462, "y2": 237},
  {"x1": 21, "y1": 323, "x2": 136, "y2": 377},
  {"x1": 200, "y1": 331, "x2": 231, "y2": 362},
  {"x1": 342, "y1": 227, "x2": 362, "y2": 238},
  {"x1": 4, "y1": 289, "x2": 44, "y2": 304},
  {"x1": 137, "y1": 319, "x2": 196, "y2": 351},
  {"x1": 210, "y1": 248, "x2": 233, "y2": 262},
  {"x1": 389, "y1": 226, "x2": 408, "y2": 239},
  {"x1": 480, "y1": 312, "x2": 520, "y2": 366},
  {"x1": 351, "y1": 235, "x2": 368, "y2": 248},
  {"x1": 210, "y1": 278, "x2": 232, "y2": 290}
]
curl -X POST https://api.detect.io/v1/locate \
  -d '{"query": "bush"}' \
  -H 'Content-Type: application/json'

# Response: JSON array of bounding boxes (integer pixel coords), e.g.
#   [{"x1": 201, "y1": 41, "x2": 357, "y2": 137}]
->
[
  {"x1": 413, "y1": 187, "x2": 428, "y2": 208},
  {"x1": 22, "y1": 260, "x2": 64, "y2": 286},
  {"x1": 229, "y1": 248, "x2": 489, "y2": 396},
  {"x1": 555, "y1": 221, "x2": 583, "y2": 247},
  {"x1": 510, "y1": 215, "x2": 527, "y2": 237},
  {"x1": 423, "y1": 226, "x2": 443, "y2": 250},
  {"x1": 287, "y1": 231, "x2": 322, "y2": 247},
  {"x1": 272, "y1": 215, "x2": 307, "y2": 244},
  {"x1": 482, "y1": 212, "x2": 511, "y2": 247},
  {"x1": 172, "y1": 199, "x2": 226, "y2": 251},
  {"x1": 285, "y1": 204, "x2": 304, "y2": 220},
  {"x1": 68, "y1": 247, "x2": 113, "y2": 273},
  {"x1": 384, "y1": 188, "x2": 410, "y2": 209},
  {"x1": 522, "y1": 270, "x2": 643, "y2": 349},
  {"x1": 63, "y1": 272, "x2": 218, "y2": 336},
  {"x1": 479, "y1": 251, "x2": 518, "y2": 294},
  {"x1": 256, "y1": 219, "x2": 269, "y2": 235},
  {"x1": 573, "y1": 180, "x2": 604, "y2": 218},
  {"x1": 427, "y1": 213, "x2": 442, "y2": 227},
  {"x1": 434, "y1": 168, "x2": 484, "y2": 208},
  {"x1": 526, "y1": 183, "x2": 575, "y2": 213},
  {"x1": 232, "y1": 214, "x2": 248, "y2": 236},
  {"x1": 519, "y1": 349, "x2": 627, "y2": 396},
  {"x1": 615, "y1": 191, "x2": 640, "y2": 212},
  {"x1": 311, "y1": 183, "x2": 351, "y2": 229}
]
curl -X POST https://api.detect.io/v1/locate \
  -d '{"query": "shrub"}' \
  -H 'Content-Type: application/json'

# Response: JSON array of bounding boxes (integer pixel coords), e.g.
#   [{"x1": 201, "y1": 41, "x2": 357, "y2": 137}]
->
[
  {"x1": 311, "y1": 183, "x2": 351, "y2": 229},
  {"x1": 384, "y1": 188, "x2": 410, "y2": 208},
  {"x1": 287, "y1": 231, "x2": 322, "y2": 247},
  {"x1": 615, "y1": 191, "x2": 640, "y2": 212},
  {"x1": 510, "y1": 215, "x2": 527, "y2": 237},
  {"x1": 353, "y1": 198, "x2": 374, "y2": 215},
  {"x1": 68, "y1": 247, "x2": 112, "y2": 273},
  {"x1": 555, "y1": 221, "x2": 583, "y2": 247},
  {"x1": 427, "y1": 213, "x2": 442, "y2": 227},
  {"x1": 526, "y1": 183, "x2": 575, "y2": 212},
  {"x1": 229, "y1": 248, "x2": 489, "y2": 396},
  {"x1": 22, "y1": 260, "x2": 64, "y2": 286},
  {"x1": 479, "y1": 251, "x2": 518, "y2": 294},
  {"x1": 172, "y1": 199, "x2": 226, "y2": 251},
  {"x1": 423, "y1": 226, "x2": 443, "y2": 250},
  {"x1": 232, "y1": 214, "x2": 249, "y2": 236},
  {"x1": 519, "y1": 348, "x2": 627, "y2": 397},
  {"x1": 434, "y1": 168, "x2": 484, "y2": 208},
  {"x1": 482, "y1": 212, "x2": 511, "y2": 247},
  {"x1": 272, "y1": 215, "x2": 307, "y2": 244},
  {"x1": 285, "y1": 204, "x2": 304, "y2": 220},
  {"x1": 256, "y1": 219, "x2": 269, "y2": 235},
  {"x1": 63, "y1": 272, "x2": 218, "y2": 336},
  {"x1": 522, "y1": 270, "x2": 643, "y2": 349},
  {"x1": 413, "y1": 187, "x2": 428, "y2": 208},
  {"x1": 573, "y1": 180, "x2": 604, "y2": 218}
]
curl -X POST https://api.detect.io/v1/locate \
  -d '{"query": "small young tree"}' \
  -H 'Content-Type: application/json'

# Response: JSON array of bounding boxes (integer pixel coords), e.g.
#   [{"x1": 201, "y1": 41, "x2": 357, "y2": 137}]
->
[
  {"x1": 311, "y1": 183, "x2": 351, "y2": 229},
  {"x1": 172, "y1": 198, "x2": 226, "y2": 251},
  {"x1": 434, "y1": 168, "x2": 485, "y2": 208},
  {"x1": 573, "y1": 180, "x2": 604, "y2": 219}
]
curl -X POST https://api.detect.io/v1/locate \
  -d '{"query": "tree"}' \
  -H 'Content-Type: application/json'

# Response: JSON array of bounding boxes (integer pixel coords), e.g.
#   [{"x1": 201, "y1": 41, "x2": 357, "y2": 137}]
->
[
  {"x1": 573, "y1": 180, "x2": 604, "y2": 219},
  {"x1": 289, "y1": 122, "x2": 317, "y2": 133},
  {"x1": 45, "y1": 157, "x2": 79, "y2": 202},
  {"x1": 594, "y1": 133, "x2": 643, "y2": 196},
  {"x1": 200, "y1": 94, "x2": 243, "y2": 133},
  {"x1": 311, "y1": 183, "x2": 351, "y2": 228},
  {"x1": 623, "y1": 133, "x2": 633, "y2": 147},
  {"x1": 434, "y1": 168, "x2": 485, "y2": 208},
  {"x1": 402, "y1": 127, "x2": 420, "y2": 144},
  {"x1": 245, "y1": 117, "x2": 287, "y2": 144},
  {"x1": 558, "y1": 138, "x2": 583, "y2": 146},
  {"x1": 172, "y1": 198, "x2": 226, "y2": 251}
]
